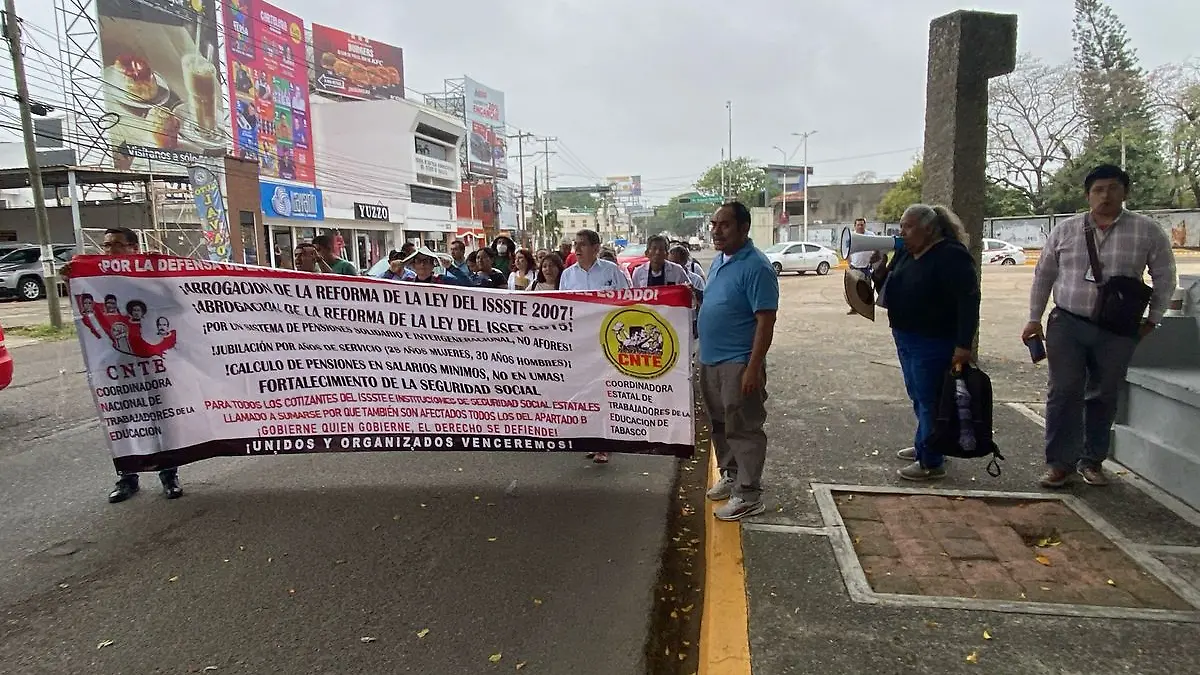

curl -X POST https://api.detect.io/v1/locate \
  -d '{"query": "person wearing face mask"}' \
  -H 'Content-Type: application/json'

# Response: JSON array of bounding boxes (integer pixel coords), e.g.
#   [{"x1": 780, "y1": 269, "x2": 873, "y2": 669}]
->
[{"x1": 492, "y1": 236, "x2": 516, "y2": 275}]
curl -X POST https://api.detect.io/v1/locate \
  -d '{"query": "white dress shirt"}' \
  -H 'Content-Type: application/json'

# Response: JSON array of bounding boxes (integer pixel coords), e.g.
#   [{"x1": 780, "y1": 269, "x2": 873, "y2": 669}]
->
[{"x1": 560, "y1": 258, "x2": 632, "y2": 291}]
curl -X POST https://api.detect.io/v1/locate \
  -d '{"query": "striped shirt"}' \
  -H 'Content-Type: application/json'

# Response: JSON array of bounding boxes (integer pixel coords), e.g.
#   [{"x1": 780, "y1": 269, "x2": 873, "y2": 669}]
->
[{"x1": 1029, "y1": 210, "x2": 1177, "y2": 323}]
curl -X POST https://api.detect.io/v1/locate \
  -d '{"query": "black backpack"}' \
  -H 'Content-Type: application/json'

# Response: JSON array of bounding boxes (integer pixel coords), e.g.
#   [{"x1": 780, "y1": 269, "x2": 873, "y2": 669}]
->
[{"x1": 927, "y1": 364, "x2": 1005, "y2": 476}]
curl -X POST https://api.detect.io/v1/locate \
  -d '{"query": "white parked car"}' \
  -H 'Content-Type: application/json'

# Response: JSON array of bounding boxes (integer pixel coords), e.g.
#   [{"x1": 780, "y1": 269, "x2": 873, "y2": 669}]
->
[
  {"x1": 763, "y1": 242, "x2": 839, "y2": 276},
  {"x1": 982, "y1": 238, "x2": 1026, "y2": 266}
]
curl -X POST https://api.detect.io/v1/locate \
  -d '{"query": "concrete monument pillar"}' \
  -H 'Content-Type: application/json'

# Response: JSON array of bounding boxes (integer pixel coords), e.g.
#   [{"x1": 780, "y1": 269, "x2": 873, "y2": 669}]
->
[{"x1": 921, "y1": 10, "x2": 1017, "y2": 265}]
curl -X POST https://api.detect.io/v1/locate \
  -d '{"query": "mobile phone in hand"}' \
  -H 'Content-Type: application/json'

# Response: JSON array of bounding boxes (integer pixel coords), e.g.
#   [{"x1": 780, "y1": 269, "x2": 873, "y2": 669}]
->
[{"x1": 1025, "y1": 336, "x2": 1047, "y2": 363}]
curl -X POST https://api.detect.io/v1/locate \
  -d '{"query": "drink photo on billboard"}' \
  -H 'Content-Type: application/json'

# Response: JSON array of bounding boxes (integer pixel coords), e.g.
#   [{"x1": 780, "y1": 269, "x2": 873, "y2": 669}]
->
[{"x1": 97, "y1": 0, "x2": 230, "y2": 173}]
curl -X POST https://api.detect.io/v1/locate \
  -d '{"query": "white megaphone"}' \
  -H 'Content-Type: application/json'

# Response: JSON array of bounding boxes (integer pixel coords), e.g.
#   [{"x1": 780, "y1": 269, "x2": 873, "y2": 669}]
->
[{"x1": 839, "y1": 227, "x2": 903, "y2": 259}]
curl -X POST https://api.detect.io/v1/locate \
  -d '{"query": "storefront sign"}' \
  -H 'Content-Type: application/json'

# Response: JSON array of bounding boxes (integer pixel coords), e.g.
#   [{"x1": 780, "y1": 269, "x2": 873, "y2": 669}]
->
[
  {"x1": 354, "y1": 202, "x2": 390, "y2": 221},
  {"x1": 261, "y1": 181, "x2": 324, "y2": 220},
  {"x1": 67, "y1": 255, "x2": 695, "y2": 473}
]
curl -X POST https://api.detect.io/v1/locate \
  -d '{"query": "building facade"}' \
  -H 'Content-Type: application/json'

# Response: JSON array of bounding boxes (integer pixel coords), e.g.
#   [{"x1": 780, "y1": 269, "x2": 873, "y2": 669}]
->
[{"x1": 253, "y1": 97, "x2": 466, "y2": 271}]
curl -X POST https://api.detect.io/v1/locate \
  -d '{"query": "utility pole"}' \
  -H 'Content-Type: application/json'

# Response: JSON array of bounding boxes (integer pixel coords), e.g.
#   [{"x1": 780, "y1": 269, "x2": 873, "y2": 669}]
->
[
  {"x1": 793, "y1": 130, "x2": 817, "y2": 242},
  {"x1": 539, "y1": 136, "x2": 557, "y2": 242},
  {"x1": 4, "y1": 1, "x2": 62, "y2": 329},
  {"x1": 726, "y1": 100, "x2": 732, "y2": 159},
  {"x1": 507, "y1": 132, "x2": 535, "y2": 235}
]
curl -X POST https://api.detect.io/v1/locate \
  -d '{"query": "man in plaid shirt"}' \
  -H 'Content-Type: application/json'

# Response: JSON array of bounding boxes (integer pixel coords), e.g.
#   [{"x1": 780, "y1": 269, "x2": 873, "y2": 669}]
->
[{"x1": 1022, "y1": 164, "x2": 1177, "y2": 488}]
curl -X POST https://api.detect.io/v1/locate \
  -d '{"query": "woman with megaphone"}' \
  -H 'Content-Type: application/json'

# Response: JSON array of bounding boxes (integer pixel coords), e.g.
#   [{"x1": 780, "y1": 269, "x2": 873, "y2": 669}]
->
[{"x1": 871, "y1": 204, "x2": 981, "y2": 480}]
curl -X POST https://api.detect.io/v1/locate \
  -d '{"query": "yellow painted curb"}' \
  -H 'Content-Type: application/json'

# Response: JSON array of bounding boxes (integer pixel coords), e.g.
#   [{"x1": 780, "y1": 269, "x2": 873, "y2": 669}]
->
[{"x1": 699, "y1": 450, "x2": 753, "y2": 675}]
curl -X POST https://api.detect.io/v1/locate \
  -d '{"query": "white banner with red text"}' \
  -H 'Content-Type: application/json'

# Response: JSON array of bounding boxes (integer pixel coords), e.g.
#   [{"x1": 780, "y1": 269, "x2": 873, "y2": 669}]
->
[{"x1": 68, "y1": 255, "x2": 695, "y2": 472}]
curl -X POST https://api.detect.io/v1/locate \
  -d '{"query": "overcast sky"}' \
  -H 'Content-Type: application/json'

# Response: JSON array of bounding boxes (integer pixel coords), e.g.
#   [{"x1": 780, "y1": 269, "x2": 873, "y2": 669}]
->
[{"x1": 7, "y1": 0, "x2": 1198, "y2": 204}]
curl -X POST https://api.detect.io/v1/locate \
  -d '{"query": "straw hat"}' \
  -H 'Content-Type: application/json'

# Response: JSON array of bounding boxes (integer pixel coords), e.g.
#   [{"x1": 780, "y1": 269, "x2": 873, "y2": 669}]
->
[
  {"x1": 402, "y1": 246, "x2": 454, "y2": 264},
  {"x1": 844, "y1": 268, "x2": 875, "y2": 321}
]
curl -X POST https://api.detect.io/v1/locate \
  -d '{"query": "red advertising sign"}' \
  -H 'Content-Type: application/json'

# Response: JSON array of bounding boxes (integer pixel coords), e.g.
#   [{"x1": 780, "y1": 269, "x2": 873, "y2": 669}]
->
[
  {"x1": 311, "y1": 25, "x2": 405, "y2": 101},
  {"x1": 223, "y1": 0, "x2": 315, "y2": 184}
]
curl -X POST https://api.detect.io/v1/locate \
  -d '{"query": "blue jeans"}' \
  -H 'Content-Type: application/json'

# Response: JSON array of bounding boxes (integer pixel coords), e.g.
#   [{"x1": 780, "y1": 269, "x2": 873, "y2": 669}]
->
[{"x1": 893, "y1": 330, "x2": 955, "y2": 469}]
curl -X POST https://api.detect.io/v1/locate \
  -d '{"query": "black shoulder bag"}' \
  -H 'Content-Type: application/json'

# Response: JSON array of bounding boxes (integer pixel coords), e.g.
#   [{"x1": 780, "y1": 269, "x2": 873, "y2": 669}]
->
[{"x1": 1083, "y1": 220, "x2": 1153, "y2": 338}]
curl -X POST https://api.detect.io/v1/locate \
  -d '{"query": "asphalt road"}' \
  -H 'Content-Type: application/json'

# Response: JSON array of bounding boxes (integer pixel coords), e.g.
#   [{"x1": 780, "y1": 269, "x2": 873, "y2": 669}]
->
[{"x1": 0, "y1": 340, "x2": 679, "y2": 674}]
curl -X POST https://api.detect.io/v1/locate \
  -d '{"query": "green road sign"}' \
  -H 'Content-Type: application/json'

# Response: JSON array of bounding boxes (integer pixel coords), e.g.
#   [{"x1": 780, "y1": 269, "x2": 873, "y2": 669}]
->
[
  {"x1": 678, "y1": 194, "x2": 723, "y2": 205},
  {"x1": 683, "y1": 211, "x2": 708, "y2": 219}
]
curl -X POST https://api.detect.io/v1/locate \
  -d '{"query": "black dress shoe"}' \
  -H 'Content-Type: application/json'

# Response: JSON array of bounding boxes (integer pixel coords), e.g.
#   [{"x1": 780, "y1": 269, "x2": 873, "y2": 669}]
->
[
  {"x1": 108, "y1": 477, "x2": 140, "y2": 503},
  {"x1": 161, "y1": 474, "x2": 183, "y2": 499}
]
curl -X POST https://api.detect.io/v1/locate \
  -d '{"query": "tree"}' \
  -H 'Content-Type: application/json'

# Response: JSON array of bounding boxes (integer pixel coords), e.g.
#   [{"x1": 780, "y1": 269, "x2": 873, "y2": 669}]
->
[
  {"x1": 987, "y1": 54, "x2": 1087, "y2": 214},
  {"x1": 1047, "y1": 0, "x2": 1171, "y2": 211},
  {"x1": 646, "y1": 195, "x2": 703, "y2": 238},
  {"x1": 547, "y1": 191, "x2": 598, "y2": 213},
  {"x1": 851, "y1": 170, "x2": 879, "y2": 184},
  {"x1": 694, "y1": 157, "x2": 776, "y2": 207},
  {"x1": 877, "y1": 159, "x2": 1034, "y2": 222},
  {"x1": 876, "y1": 160, "x2": 923, "y2": 222},
  {"x1": 1149, "y1": 59, "x2": 1200, "y2": 207}
]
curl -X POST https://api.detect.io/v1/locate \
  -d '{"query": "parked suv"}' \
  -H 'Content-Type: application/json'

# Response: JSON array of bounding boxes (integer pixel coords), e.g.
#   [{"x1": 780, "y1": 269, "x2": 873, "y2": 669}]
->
[{"x1": 0, "y1": 245, "x2": 76, "y2": 301}]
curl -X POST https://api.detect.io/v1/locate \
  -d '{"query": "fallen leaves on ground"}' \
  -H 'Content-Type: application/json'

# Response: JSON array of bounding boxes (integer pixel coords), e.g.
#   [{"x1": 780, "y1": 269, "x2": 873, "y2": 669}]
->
[
  {"x1": 488, "y1": 653, "x2": 503, "y2": 663},
  {"x1": 1034, "y1": 555, "x2": 1052, "y2": 566},
  {"x1": 515, "y1": 663, "x2": 526, "y2": 671},
  {"x1": 97, "y1": 640, "x2": 114, "y2": 650},
  {"x1": 983, "y1": 629, "x2": 993, "y2": 640},
  {"x1": 202, "y1": 667, "x2": 218, "y2": 672},
  {"x1": 360, "y1": 637, "x2": 376, "y2": 644},
  {"x1": 532, "y1": 598, "x2": 543, "y2": 606},
  {"x1": 966, "y1": 651, "x2": 979, "y2": 664},
  {"x1": 925, "y1": 621, "x2": 940, "y2": 629},
  {"x1": 1107, "y1": 579, "x2": 1117, "y2": 586},
  {"x1": 487, "y1": 537, "x2": 498, "y2": 542},
  {"x1": 1035, "y1": 536, "x2": 1062, "y2": 548},
  {"x1": 168, "y1": 576, "x2": 179, "y2": 583},
  {"x1": 417, "y1": 628, "x2": 430, "y2": 639}
]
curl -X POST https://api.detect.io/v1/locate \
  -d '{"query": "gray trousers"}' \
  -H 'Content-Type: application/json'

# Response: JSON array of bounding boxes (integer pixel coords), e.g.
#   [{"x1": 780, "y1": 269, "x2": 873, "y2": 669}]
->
[
  {"x1": 1044, "y1": 308, "x2": 1139, "y2": 471},
  {"x1": 699, "y1": 361, "x2": 768, "y2": 501}
]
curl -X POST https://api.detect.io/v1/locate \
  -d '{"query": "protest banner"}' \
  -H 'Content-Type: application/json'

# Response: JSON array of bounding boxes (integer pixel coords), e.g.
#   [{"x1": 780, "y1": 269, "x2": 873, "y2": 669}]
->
[{"x1": 69, "y1": 255, "x2": 696, "y2": 472}]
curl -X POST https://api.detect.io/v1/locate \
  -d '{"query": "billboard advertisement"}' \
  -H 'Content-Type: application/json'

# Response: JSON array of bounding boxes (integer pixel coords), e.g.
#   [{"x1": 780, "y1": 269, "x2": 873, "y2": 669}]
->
[
  {"x1": 311, "y1": 25, "x2": 404, "y2": 101},
  {"x1": 606, "y1": 175, "x2": 643, "y2": 204},
  {"x1": 463, "y1": 77, "x2": 507, "y2": 179},
  {"x1": 95, "y1": 0, "x2": 228, "y2": 173},
  {"x1": 224, "y1": 0, "x2": 315, "y2": 184}
]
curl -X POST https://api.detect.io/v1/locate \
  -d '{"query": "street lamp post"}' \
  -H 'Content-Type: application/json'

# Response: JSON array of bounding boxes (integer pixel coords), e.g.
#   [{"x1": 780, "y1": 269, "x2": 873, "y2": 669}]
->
[
  {"x1": 771, "y1": 145, "x2": 788, "y2": 230},
  {"x1": 793, "y1": 130, "x2": 817, "y2": 241}
]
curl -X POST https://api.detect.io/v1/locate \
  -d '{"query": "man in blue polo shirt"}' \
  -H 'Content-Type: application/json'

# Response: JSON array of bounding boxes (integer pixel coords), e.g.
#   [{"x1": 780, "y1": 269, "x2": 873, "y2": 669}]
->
[{"x1": 698, "y1": 201, "x2": 779, "y2": 521}]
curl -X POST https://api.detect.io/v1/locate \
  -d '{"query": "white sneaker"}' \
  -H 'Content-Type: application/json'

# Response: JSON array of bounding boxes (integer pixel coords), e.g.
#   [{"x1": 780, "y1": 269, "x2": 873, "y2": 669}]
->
[
  {"x1": 705, "y1": 474, "x2": 736, "y2": 501},
  {"x1": 714, "y1": 496, "x2": 766, "y2": 521}
]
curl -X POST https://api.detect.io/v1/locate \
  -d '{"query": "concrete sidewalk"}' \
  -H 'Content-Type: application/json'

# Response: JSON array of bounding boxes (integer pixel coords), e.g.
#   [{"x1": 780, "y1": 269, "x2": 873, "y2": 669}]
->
[{"x1": 699, "y1": 268, "x2": 1200, "y2": 675}]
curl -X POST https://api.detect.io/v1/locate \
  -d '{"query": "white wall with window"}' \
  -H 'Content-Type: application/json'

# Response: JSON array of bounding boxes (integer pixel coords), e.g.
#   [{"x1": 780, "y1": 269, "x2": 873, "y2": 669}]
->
[{"x1": 309, "y1": 96, "x2": 465, "y2": 266}]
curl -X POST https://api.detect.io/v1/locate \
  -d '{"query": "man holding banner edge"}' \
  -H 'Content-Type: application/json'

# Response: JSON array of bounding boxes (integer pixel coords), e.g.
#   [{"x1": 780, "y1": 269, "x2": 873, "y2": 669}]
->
[{"x1": 61, "y1": 227, "x2": 185, "y2": 503}]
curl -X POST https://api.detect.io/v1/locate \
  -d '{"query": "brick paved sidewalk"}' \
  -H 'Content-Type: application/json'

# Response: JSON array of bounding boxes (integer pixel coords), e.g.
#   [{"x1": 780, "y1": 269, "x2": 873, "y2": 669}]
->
[{"x1": 838, "y1": 492, "x2": 1192, "y2": 610}]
